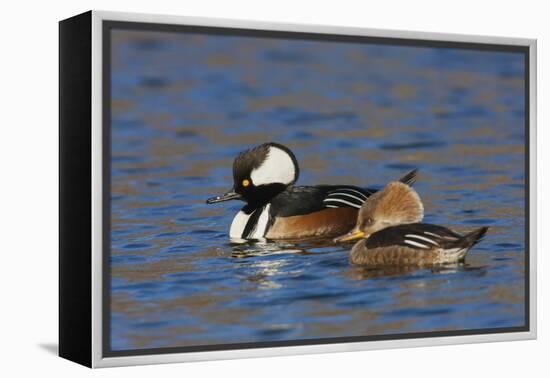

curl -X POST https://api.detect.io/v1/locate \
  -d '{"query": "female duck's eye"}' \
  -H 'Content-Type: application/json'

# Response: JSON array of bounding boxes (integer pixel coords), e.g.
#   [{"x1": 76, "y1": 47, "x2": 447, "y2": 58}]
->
[{"x1": 242, "y1": 179, "x2": 250, "y2": 187}]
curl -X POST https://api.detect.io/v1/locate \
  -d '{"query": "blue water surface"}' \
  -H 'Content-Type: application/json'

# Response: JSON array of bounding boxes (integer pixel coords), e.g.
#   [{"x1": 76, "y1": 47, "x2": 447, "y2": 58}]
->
[{"x1": 109, "y1": 29, "x2": 526, "y2": 350}]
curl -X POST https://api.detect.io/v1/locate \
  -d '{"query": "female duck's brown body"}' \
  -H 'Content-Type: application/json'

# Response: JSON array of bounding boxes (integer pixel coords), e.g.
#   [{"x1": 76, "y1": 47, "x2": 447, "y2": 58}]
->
[
  {"x1": 335, "y1": 181, "x2": 489, "y2": 266},
  {"x1": 348, "y1": 223, "x2": 489, "y2": 266}
]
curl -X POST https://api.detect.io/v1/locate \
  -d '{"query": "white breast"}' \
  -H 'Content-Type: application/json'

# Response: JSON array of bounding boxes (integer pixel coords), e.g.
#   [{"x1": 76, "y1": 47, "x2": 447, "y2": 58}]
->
[
  {"x1": 229, "y1": 210, "x2": 251, "y2": 238},
  {"x1": 229, "y1": 204, "x2": 271, "y2": 239}
]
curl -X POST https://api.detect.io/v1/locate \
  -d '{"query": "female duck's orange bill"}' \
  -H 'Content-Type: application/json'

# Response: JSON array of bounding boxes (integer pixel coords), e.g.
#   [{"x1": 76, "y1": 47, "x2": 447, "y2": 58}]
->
[{"x1": 334, "y1": 229, "x2": 365, "y2": 243}]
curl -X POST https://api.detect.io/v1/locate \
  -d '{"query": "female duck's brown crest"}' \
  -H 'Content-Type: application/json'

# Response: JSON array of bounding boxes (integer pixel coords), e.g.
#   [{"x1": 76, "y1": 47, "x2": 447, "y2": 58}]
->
[{"x1": 357, "y1": 181, "x2": 424, "y2": 233}]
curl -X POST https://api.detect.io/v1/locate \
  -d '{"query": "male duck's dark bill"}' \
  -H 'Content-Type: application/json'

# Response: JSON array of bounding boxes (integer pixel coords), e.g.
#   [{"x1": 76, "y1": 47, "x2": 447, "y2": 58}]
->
[{"x1": 206, "y1": 190, "x2": 242, "y2": 204}]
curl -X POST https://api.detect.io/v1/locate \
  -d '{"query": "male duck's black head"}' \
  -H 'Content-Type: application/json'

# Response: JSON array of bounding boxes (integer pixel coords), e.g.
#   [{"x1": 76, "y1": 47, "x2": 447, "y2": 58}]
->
[{"x1": 206, "y1": 142, "x2": 299, "y2": 208}]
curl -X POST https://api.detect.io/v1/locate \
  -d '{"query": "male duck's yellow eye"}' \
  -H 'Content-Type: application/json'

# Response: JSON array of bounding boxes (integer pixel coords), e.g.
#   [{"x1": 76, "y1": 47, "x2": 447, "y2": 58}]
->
[{"x1": 242, "y1": 179, "x2": 250, "y2": 187}]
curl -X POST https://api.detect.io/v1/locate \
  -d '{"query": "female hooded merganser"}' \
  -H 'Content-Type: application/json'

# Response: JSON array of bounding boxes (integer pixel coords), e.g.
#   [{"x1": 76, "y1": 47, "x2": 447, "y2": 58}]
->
[
  {"x1": 206, "y1": 142, "x2": 418, "y2": 240},
  {"x1": 334, "y1": 181, "x2": 489, "y2": 266}
]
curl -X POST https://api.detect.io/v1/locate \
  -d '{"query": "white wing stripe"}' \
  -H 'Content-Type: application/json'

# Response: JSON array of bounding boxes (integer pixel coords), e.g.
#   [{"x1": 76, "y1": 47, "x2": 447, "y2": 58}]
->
[
  {"x1": 406, "y1": 234, "x2": 440, "y2": 246},
  {"x1": 424, "y1": 231, "x2": 458, "y2": 241},
  {"x1": 443, "y1": 235, "x2": 459, "y2": 240},
  {"x1": 328, "y1": 188, "x2": 368, "y2": 200},
  {"x1": 404, "y1": 240, "x2": 430, "y2": 249},
  {"x1": 326, "y1": 192, "x2": 365, "y2": 203},
  {"x1": 424, "y1": 231, "x2": 442, "y2": 238},
  {"x1": 323, "y1": 198, "x2": 362, "y2": 209}
]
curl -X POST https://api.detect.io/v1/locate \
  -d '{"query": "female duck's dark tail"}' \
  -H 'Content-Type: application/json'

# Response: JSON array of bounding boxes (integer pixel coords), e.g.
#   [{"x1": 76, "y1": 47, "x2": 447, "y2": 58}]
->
[{"x1": 461, "y1": 226, "x2": 489, "y2": 248}]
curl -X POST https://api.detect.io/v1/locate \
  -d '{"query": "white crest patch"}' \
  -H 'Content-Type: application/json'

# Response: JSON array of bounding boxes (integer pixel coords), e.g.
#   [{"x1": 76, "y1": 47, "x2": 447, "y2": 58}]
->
[{"x1": 250, "y1": 146, "x2": 296, "y2": 186}]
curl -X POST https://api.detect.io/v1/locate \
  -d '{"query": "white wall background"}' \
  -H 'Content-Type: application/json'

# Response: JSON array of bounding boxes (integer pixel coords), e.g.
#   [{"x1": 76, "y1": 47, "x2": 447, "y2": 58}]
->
[{"x1": 0, "y1": 0, "x2": 546, "y2": 376}]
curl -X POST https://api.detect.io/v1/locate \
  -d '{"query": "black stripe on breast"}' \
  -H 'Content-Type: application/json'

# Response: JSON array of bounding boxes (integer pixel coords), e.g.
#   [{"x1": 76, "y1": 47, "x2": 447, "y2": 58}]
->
[
  {"x1": 241, "y1": 206, "x2": 263, "y2": 238},
  {"x1": 241, "y1": 204, "x2": 275, "y2": 239}
]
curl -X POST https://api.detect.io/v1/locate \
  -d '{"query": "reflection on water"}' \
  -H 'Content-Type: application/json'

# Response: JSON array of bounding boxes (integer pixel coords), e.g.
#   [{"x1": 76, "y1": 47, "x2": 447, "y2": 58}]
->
[{"x1": 109, "y1": 29, "x2": 526, "y2": 351}]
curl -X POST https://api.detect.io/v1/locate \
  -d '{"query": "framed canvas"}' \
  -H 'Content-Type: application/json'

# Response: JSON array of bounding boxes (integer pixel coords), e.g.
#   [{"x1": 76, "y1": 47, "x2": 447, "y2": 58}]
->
[{"x1": 59, "y1": 10, "x2": 537, "y2": 368}]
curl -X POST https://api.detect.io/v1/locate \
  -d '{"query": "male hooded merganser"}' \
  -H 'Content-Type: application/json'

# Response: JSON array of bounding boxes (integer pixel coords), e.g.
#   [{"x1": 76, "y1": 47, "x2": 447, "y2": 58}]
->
[
  {"x1": 334, "y1": 181, "x2": 489, "y2": 266},
  {"x1": 206, "y1": 142, "x2": 418, "y2": 240}
]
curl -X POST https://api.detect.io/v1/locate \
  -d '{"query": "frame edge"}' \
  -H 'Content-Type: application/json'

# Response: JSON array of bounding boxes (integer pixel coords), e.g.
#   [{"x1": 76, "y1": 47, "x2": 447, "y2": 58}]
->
[
  {"x1": 89, "y1": 9, "x2": 537, "y2": 368},
  {"x1": 59, "y1": 10, "x2": 93, "y2": 368}
]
